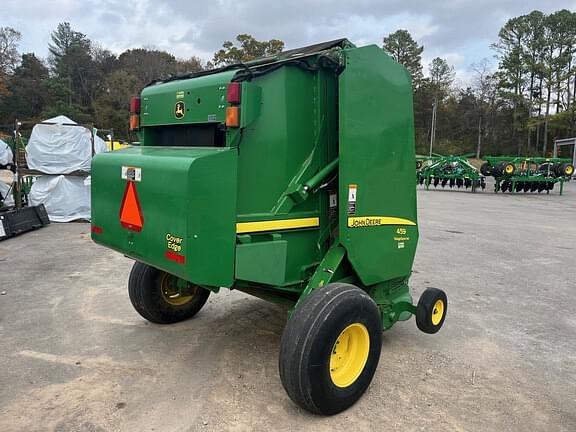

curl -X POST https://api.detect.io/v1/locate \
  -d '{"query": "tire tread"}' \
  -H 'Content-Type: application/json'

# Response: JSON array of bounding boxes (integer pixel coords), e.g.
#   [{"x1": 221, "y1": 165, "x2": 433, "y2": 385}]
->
[{"x1": 279, "y1": 283, "x2": 380, "y2": 414}]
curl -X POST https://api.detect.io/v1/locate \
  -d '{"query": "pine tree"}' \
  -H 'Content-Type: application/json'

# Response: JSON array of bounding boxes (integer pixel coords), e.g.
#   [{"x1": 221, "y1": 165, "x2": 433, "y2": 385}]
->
[{"x1": 382, "y1": 30, "x2": 424, "y2": 86}]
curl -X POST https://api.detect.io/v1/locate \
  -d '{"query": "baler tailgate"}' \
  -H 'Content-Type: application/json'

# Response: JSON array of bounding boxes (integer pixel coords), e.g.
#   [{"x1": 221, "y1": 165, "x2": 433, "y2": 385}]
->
[{"x1": 91, "y1": 146, "x2": 237, "y2": 287}]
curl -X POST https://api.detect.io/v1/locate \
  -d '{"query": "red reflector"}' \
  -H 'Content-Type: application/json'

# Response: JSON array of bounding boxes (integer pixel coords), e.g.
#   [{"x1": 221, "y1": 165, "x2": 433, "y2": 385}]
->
[
  {"x1": 119, "y1": 181, "x2": 144, "y2": 232},
  {"x1": 91, "y1": 225, "x2": 103, "y2": 234},
  {"x1": 130, "y1": 96, "x2": 141, "y2": 114},
  {"x1": 165, "y1": 250, "x2": 185, "y2": 264},
  {"x1": 226, "y1": 82, "x2": 241, "y2": 104}
]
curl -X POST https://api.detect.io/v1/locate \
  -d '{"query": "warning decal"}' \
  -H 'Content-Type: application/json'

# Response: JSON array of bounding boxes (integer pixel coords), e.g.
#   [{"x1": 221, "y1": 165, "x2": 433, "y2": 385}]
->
[
  {"x1": 122, "y1": 166, "x2": 141, "y2": 182},
  {"x1": 347, "y1": 184, "x2": 357, "y2": 215}
]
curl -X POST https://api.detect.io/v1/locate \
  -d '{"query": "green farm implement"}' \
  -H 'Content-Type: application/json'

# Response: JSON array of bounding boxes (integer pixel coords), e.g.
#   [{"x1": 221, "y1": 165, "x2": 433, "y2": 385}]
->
[
  {"x1": 480, "y1": 157, "x2": 574, "y2": 195},
  {"x1": 0, "y1": 125, "x2": 49, "y2": 241},
  {"x1": 417, "y1": 155, "x2": 485, "y2": 192},
  {"x1": 91, "y1": 39, "x2": 447, "y2": 415}
]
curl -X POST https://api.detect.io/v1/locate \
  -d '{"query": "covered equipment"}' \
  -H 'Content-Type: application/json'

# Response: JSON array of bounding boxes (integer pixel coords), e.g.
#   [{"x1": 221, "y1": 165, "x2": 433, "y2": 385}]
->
[
  {"x1": 29, "y1": 175, "x2": 91, "y2": 222},
  {"x1": 26, "y1": 115, "x2": 106, "y2": 174},
  {"x1": 0, "y1": 138, "x2": 13, "y2": 168},
  {"x1": 0, "y1": 130, "x2": 50, "y2": 240}
]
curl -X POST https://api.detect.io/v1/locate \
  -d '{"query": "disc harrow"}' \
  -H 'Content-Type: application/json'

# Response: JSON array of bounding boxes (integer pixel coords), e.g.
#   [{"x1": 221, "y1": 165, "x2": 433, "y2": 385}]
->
[
  {"x1": 416, "y1": 155, "x2": 486, "y2": 192},
  {"x1": 480, "y1": 157, "x2": 574, "y2": 195}
]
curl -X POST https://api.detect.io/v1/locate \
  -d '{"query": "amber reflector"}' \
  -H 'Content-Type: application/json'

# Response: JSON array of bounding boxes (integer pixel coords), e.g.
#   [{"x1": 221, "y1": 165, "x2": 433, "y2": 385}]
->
[
  {"x1": 129, "y1": 114, "x2": 140, "y2": 131},
  {"x1": 226, "y1": 106, "x2": 240, "y2": 127}
]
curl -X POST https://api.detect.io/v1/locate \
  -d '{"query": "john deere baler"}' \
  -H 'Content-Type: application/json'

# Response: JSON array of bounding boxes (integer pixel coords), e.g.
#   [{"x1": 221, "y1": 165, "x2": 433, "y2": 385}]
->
[{"x1": 91, "y1": 39, "x2": 447, "y2": 415}]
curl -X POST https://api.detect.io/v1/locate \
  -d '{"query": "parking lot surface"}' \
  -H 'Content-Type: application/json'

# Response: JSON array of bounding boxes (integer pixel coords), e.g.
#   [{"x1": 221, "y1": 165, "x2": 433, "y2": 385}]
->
[{"x1": 1, "y1": 181, "x2": 575, "y2": 431}]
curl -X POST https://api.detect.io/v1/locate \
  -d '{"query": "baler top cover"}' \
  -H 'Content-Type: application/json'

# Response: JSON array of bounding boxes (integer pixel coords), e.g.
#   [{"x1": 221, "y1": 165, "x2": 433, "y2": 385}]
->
[{"x1": 146, "y1": 38, "x2": 352, "y2": 87}]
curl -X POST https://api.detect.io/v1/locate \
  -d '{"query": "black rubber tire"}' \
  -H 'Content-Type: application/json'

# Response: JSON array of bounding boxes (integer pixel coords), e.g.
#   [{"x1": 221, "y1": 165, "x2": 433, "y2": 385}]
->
[
  {"x1": 556, "y1": 163, "x2": 574, "y2": 177},
  {"x1": 128, "y1": 261, "x2": 210, "y2": 324},
  {"x1": 416, "y1": 288, "x2": 447, "y2": 334},
  {"x1": 539, "y1": 162, "x2": 554, "y2": 175},
  {"x1": 480, "y1": 162, "x2": 492, "y2": 176},
  {"x1": 491, "y1": 163, "x2": 501, "y2": 177},
  {"x1": 279, "y1": 283, "x2": 382, "y2": 415},
  {"x1": 494, "y1": 161, "x2": 514, "y2": 177},
  {"x1": 503, "y1": 162, "x2": 515, "y2": 176}
]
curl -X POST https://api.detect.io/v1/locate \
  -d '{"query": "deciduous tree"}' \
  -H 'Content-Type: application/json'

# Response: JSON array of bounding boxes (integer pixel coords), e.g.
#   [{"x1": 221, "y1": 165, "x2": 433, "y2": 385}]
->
[
  {"x1": 211, "y1": 34, "x2": 284, "y2": 66},
  {"x1": 0, "y1": 27, "x2": 21, "y2": 97}
]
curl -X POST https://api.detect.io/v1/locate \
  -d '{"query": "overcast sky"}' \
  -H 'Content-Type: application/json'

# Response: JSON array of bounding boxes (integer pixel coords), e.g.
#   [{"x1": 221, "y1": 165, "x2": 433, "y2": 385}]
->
[{"x1": 3, "y1": 0, "x2": 576, "y2": 84}]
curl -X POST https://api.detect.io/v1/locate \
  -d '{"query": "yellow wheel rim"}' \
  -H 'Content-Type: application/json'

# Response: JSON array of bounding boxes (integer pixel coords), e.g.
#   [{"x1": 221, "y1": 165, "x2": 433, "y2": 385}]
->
[
  {"x1": 160, "y1": 274, "x2": 194, "y2": 306},
  {"x1": 329, "y1": 323, "x2": 370, "y2": 388},
  {"x1": 431, "y1": 299, "x2": 445, "y2": 326},
  {"x1": 505, "y1": 164, "x2": 514, "y2": 174},
  {"x1": 566, "y1": 165, "x2": 574, "y2": 175}
]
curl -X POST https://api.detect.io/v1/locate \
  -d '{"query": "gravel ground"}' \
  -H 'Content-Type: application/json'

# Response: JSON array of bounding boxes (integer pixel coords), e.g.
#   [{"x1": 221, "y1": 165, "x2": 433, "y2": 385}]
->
[{"x1": 0, "y1": 180, "x2": 575, "y2": 432}]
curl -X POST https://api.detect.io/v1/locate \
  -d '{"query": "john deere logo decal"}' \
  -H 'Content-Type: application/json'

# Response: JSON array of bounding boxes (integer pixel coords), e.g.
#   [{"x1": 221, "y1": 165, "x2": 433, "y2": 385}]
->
[{"x1": 175, "y1": 101, "x2": 186, "y2": 119}]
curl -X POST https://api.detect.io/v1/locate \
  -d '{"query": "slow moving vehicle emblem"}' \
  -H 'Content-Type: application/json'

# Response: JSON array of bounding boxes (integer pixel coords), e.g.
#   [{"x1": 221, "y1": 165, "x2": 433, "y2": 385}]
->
[
  {"x1": 120, "y1": 181, "x2": 144, "y2": 232},
  {"x1": 175, "y1": 101, "x2": 186, "y2": 119}
]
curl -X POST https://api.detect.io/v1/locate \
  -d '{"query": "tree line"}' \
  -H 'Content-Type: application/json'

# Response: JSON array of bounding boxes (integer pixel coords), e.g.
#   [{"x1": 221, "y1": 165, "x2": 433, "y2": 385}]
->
[
  {"x1": 384, "y1": 9, "x2": 576, "y2": 157},
  {"x1": 0, "y1": 23, "x2": 284, "y2": 139},
  {"x1": 0, "y1": 10, "x2": 575, "y2": 157}
]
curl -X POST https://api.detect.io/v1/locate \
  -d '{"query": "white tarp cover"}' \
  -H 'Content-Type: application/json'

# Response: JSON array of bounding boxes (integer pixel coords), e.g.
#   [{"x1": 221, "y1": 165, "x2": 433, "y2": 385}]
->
[
  {"x1": 29, "y1": 175, "x2": 91, "y2": 222},
  {"x1": 0, "y1": 179, "x2": 14, "y2": 206},
  {"x1": 26, "y1": 115, "x2": 107, "y2": 174},
  {"x1": 0, "y1": 138, "x2": 13, "y2": 165}
]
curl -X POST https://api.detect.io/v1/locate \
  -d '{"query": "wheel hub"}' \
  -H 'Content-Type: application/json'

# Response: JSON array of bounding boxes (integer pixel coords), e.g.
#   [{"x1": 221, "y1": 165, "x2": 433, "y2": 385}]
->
[
  {"x1": 329, "y1": 323, "x2": 370, "y2": 388},
  {"x1": 431, "y1": 299, "x2": 445, "y2": 325},
  {"x1": 160, "y1": 274, "x2": 196, "y2": 306}
]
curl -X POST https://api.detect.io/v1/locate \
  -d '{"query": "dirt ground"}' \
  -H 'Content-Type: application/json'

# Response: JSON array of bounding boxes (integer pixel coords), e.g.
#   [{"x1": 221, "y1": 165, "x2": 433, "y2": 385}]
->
[{"x1": 1, "y1": 180, "x2": 575, "y2": 432}]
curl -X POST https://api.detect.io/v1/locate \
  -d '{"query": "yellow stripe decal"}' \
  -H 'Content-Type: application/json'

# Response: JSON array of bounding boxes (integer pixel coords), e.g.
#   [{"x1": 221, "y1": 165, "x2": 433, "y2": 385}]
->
[
  {"x1": 347, "y1": 216, "x2": 416, "y2": 228},
  {"x1": 236, "y1": 217, "x2": 320, "y2": 234}
]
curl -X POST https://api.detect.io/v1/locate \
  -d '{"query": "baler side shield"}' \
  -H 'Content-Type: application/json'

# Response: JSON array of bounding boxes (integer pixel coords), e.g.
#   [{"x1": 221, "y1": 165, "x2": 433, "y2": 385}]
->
[{"x1": 338, "y1": 45, "x2": 419, "y2": 286}]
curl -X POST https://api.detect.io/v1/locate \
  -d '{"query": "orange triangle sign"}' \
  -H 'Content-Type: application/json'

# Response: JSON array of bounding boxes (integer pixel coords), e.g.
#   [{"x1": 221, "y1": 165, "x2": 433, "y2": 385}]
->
[{"x1": 119, "y1": 181, "x2": 144, "y2": 232}]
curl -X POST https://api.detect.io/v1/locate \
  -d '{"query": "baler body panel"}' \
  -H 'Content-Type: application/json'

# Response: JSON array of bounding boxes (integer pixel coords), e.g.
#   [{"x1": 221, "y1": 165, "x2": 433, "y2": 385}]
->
[
  {"x1": 140, "y1": 71, "x2": 236, "y2": 126},
  {"x1": 91, "y1": 146, "x2": 237, "y2": 287},
  {"x1": 227, "y1": 66, "x2": 338, "y2": 287},
  {"x1": 236, "y1": 67, "x2": 331, "y2": 218},
  {"x1": 338, "y1": 45, "x2": 418, "y2": 286}
]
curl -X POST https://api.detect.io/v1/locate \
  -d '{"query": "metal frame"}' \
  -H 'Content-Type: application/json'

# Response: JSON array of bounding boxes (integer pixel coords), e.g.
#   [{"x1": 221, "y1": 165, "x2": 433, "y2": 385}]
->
[
  {"x1": 416, "y1": 155, "x2": 485, "y2": 192},
  {"x1": 553, "y1": 137, "x2": 576, "y2": 171},
  {"x1": 482, "y1": 156, "x2": 573, "y2": 195}
]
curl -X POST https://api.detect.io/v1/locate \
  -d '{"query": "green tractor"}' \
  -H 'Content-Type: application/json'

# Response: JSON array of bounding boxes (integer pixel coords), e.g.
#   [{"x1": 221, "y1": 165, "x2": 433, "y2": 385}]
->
[{"x1": 91, "y1": 39, "x2": 447, "y2": 415}]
